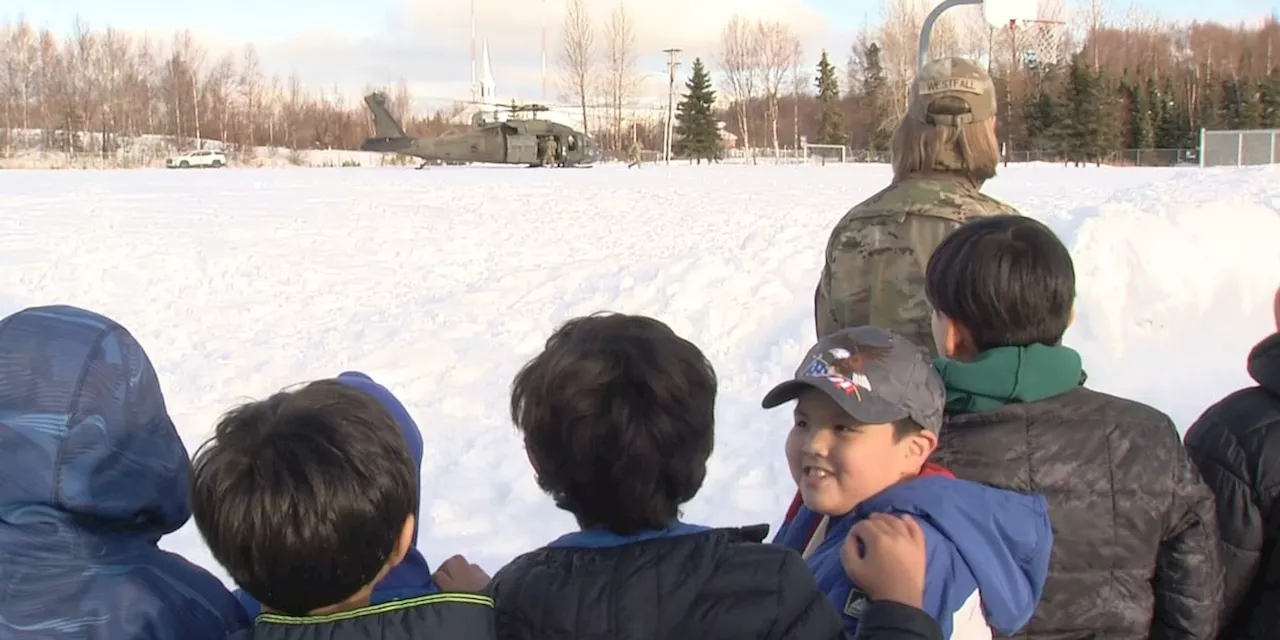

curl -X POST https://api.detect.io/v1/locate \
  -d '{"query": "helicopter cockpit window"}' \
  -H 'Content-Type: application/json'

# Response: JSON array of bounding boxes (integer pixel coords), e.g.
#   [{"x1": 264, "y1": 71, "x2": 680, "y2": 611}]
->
[{"x1": 567, "y1": 135, "x2": 578, "y2": 151}]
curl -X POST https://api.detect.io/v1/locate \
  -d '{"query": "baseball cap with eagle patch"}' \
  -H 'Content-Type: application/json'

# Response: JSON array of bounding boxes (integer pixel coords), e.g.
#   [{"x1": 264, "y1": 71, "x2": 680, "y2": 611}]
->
[
  {"x1": 761, "y1": 326, "x2": 945, "y2": 434},
  {"x1": 907, "y1": 57, "x2": 998, "y2": 127}
]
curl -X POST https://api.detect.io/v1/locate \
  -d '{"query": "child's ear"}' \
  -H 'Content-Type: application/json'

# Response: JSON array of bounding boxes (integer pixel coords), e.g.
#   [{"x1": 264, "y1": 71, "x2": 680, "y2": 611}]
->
[
  {"x1": 906, "y1": 429, "x2": 938, "y2": 461},
  {"x1": 387, "y1": 514, "x2": 416, "y2": 569},
  {"x1": 1272, "y1": 285, "x2": 1279, "y2": 332},
  {"x1": 933, "y1": 312, "x2": 977, "y2": 359}
]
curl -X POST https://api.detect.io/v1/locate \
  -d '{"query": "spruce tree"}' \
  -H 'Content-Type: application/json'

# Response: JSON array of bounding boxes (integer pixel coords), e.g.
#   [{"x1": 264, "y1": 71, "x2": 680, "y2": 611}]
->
[
  {"x1": 1144, "y1": 75, "x2": 1161, "y2": 147},
  {"x1": 1024, "y1": 84, "x2": 1062, "y2": 153},
  {"x1": 1155, "y1": 76, "x2": 1185, "y2": 149},
  {"x1": 673, "y1": 58, "x2": 720, "y2": 163},
  {"x1": 1060, "y1": 52, "x2": 1109, "y2": 165},
  {"x1": 1259, "y1": 68, "x2": 1280, "y2": 127},
  {"x1": 861, "y1": 43, "x2": 890, "y2": 152},
  {"x1": 1122, "y1": 73, "x2": 1150, "y2": 149},
  {"x1": 814, "y1": 50, "x2": 845, "y2": 146}
]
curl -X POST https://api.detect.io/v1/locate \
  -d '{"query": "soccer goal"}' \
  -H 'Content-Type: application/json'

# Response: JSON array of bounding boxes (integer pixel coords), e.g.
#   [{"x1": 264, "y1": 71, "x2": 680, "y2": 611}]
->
[{"x1": 803, "y1": 144, "x2": 848, "y2": 164}]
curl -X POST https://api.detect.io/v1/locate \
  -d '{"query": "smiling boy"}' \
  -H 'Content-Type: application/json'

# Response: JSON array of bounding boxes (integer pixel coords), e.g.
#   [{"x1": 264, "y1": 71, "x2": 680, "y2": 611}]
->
[{"x1": 767, "y1": 326, "x2": 1053, "y2": 639}]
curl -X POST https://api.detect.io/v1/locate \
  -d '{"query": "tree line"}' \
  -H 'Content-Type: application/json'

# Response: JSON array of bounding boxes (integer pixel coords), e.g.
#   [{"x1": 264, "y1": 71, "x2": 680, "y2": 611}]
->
[
  {"x1": 0, "y1": 19, "x2": 471, "y2": 160},
  {"x1": 3, "y1": 4, "x2": 1277, "y2": 166},
  {"x1": 704, "y1": 1, "x2": 1279, "y2": 164}
]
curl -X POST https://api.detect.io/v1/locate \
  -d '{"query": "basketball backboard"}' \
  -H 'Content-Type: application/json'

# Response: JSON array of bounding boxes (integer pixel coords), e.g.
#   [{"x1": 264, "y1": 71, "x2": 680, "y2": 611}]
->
[{"x1": 981, "y1": 0, "x2": 1040, "y2": 27}]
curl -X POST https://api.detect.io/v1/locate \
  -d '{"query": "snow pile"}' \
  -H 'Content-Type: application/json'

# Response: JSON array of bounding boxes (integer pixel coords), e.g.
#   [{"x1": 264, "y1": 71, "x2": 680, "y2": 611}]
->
[
  {"x1": 0, "y1": 162, "x2": 1274, "y2": 583},
  {"x1": 1057, "y1": 165, "x2": 1280, "y2": 425}
]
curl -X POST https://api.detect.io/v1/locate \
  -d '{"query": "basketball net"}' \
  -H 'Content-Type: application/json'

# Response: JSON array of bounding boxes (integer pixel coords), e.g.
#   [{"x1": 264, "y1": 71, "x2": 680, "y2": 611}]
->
[{"x1": 1007, "y1": 18, "x2": 1067, "y2": 68}]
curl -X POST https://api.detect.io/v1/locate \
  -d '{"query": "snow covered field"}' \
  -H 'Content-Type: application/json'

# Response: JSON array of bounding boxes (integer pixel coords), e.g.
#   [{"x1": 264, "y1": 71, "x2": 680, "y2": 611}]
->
[{"x1": 0, "y1": 162, "x2": 1277, "y2": 585}]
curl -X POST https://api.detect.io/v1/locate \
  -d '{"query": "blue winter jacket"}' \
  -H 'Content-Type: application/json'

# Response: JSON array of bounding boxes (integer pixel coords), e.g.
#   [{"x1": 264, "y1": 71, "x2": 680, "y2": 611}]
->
[
  {"x1": 0, "y1": 305, "x2": 250, "y2": 639},
  {"x1": 774, "y1": 471, "x2": 1053, "y2": 639},
  {"x1": 234, "y1": 371, "x2": 439, "y2": 616}
]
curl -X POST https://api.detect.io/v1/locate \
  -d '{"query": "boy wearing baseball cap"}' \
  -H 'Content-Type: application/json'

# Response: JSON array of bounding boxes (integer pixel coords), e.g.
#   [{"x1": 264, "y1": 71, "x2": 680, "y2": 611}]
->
[{"x1": 766, "y1": 326, "x2": 1053, "y2": 639}]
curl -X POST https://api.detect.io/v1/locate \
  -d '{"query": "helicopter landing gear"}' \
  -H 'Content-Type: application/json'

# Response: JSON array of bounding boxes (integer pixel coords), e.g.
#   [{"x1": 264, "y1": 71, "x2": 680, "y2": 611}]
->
[{"x1": 416, "y1": 160, "x2": 431, "y2": 170}]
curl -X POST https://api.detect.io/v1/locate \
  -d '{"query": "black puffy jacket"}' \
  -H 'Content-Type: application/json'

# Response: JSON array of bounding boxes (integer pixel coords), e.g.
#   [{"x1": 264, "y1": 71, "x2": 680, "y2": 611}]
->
[
  {"x1": 931, "y1": 386, "x2": 1222, "y2": 640},
  {"x1": 1185, "y1": 332, "x2": 1280, "y2": 639},
  {"x1": 487, "y1": 524, "x2": 845, "y2": 640},
  {"x1": 230, "y1": 593, "x2": 497, "y2": 640}
]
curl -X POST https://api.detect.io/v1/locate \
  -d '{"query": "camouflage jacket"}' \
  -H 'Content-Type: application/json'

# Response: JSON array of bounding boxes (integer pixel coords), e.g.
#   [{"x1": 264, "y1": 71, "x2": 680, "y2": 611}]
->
[{"x1": 814, "y1": 173, "x2": 1021, "y2": 354}]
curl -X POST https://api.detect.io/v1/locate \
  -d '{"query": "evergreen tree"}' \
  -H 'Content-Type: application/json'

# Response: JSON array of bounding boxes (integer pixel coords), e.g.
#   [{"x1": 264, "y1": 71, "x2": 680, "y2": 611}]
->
[
  {"x1": 1059, "y1": 52, "x2": 1110, "y2": 165},
  {"x1": 1259, "y1": 68, "x2": 1280, "y2": 127},
  {"x1": 1146, "y1": 75, "x2": 1167, "y2": 147},
  {"x1": 1242, "y1": 78, "x2": 1266, "y2": 128},
  {"x1": 1221, "y1": 77, "x2": 1247, "y2": 128},
  {"x1": 1155, "y1": 76, "x2": 1185, "y2": 149},
  {"x1": 1024, "y1": 83, "x2": 1063, "y2": 153},
  {"x1": 814, "y1": 50, "x2": 845, "y2": 146},
  {"x1": 673, "y1": 58, "x2": 720, "y2": 163},
  {"x1": 860, "y1": 43, "x2": 890, "y2": 152},
  {"x1": 1122, "y1": 72, "x2": 1151, "y2": 149}
]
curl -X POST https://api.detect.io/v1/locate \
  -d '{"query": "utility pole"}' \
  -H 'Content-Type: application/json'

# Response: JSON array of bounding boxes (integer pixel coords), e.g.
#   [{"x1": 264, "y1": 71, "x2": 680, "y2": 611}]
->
[
  {"x1": 662, "y1": 48, "x2": 682, "y2": 165},
  {"x1": 470, "y1": 0, "x2": 477, "y2": 102},
  {"x1": 541, "y1": 0, "x2": 547, "y2": 102}
]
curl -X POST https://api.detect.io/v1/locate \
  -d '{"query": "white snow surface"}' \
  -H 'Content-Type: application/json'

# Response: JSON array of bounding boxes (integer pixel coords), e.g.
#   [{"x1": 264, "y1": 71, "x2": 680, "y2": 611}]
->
[{"x1": 0, "y1": 162, "x2": 1277, "y2": 586}]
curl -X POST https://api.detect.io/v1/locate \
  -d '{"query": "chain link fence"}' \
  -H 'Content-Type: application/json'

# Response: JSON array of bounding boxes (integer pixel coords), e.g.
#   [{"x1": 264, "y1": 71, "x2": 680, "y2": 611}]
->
[{"x1": 1198, "y1": 128, "x2": 1280, "y2": 167}]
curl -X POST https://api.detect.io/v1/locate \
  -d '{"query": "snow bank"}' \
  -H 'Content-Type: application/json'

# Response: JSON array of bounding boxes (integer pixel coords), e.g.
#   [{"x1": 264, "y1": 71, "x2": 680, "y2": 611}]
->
[
  {"x1": 1057, "y1": 165, "x2": 1280, "y2": 427},
  {"x1": 0, "y1": 162, "x2": 1275, "y2": 581}
]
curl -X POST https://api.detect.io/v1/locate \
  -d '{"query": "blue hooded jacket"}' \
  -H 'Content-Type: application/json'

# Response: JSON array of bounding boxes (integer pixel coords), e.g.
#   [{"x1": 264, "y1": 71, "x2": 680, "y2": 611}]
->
[
  {"x1": 234, "y1": 371, "x2": 438, "y2": 616},
  {"x1": 0, "y1": 305, "x2": 249, "y2": 639},
  {"x1": 774, "y1": 472, "x2": 1052, "y2": 639}
]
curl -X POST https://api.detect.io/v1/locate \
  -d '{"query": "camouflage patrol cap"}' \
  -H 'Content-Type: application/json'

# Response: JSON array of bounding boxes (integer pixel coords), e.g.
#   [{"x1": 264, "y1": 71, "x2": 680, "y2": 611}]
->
[
  {"x1": 761, "y1": 326, "x2": 945, "y2": 434},
  {"x1": 907, "y1": 57, "x2": 998, "y2": 127}
]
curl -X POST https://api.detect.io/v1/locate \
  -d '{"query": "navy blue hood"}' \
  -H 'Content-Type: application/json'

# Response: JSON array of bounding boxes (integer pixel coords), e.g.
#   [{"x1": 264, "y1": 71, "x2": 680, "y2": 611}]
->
[
  {"x1": 334, "y1": 371, "x2": 432, "y2": 587},
  {"x1": 0, "y1": 305, "x2": 248, "y2": 638},
  {"x1": 0, "y1": 305, "x2": 190, "y2": 551}
]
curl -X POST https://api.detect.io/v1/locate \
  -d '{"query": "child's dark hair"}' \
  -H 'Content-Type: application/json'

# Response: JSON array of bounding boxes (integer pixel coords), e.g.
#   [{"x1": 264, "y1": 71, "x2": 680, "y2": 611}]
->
[
  {"x1": 189, "y1": 380, "x2": 418, "y2": 616},
  {"x1": 925, "y1": 214, "x2": 1075, "y2": 350},
  {"x1": 893, "y1": 418, "x2": 924, "y2": 441},
  {"x1": 510, "y1": 312, "x2": 717, "y2": 535}
]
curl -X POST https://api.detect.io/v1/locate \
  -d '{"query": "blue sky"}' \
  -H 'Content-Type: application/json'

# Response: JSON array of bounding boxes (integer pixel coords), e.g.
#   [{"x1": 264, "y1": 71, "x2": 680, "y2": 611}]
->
[
  {"x1": 6, "y1": 0, "x2": 1276, "y2": 108},
  {"x1": 11, "y1": 0, "x2": 1272, "y2": 40}
]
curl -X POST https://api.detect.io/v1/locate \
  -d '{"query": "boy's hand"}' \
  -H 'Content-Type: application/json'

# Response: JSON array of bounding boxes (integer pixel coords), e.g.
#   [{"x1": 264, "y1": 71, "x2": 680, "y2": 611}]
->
[
  {"x1": 432, "y1": 554, "x2": 492, "y2": 592},
  {"x1": 840, "y1": 513, "x2": 927, "y2": 608}
]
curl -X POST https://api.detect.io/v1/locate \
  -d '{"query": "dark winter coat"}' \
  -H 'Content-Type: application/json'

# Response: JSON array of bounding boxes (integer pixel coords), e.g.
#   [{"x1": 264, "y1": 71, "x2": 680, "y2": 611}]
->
[
  {"x1": 930, "y1": 352, "x2": 1222, "y2": 639},
  {"x1": 856, "y1": 601, "x2": 944, "y2": 640},
  {"x1": 1184, "y1": 332, "x2": 1280, "y2": 640},
  {"x1": 0, "y1": 305, "x2": 250, "y2": 639},
  {"x1": 230, "y1": 593, "x2": 496, "y2": 640},
  {"x1": 487, "y1": 522, "x2": 846, "y2": 640}
]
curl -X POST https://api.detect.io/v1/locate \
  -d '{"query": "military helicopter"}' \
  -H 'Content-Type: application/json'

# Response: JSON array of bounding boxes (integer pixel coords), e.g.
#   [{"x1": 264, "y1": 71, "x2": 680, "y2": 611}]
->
[{"x1": 358, "y1": 92, "x2": 602, "y2": 169}]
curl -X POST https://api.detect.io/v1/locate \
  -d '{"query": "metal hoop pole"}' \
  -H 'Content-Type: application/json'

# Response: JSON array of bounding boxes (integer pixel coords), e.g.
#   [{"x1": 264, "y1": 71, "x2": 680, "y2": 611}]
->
[{"x1": 918, "y1": 0, "x2": 982, "y2": 70}]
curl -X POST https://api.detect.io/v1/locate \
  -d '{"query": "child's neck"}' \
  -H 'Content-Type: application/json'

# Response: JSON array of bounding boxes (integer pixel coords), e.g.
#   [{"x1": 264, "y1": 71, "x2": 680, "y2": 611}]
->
[{"x1": 261, "y1": 587, "x2": 375, "y2": 617}]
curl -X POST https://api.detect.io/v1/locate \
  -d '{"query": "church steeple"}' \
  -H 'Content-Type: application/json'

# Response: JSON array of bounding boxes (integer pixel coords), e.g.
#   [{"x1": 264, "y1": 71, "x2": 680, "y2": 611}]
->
[{"x1": 480, "y1": 38, "x2": 496, "y2": 101}]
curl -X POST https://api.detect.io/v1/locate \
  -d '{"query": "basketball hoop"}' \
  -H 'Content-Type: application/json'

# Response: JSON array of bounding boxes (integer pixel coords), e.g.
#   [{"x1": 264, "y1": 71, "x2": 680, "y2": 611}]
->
[{"x1": 1007, "y1": 18, "x2": 1067, "y2": 68}]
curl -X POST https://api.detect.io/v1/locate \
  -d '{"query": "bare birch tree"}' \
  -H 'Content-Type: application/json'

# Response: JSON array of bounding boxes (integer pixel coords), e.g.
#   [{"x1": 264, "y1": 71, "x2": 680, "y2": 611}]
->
[
  {"x1": 756, "y1": 20, "x2": 800, "y2": 156},
  {"x1": 239, "y1": 45, "x2": 262, "y2": 145},
  {"x1": 717, "y1": 15, "x2": 759, "y2": 158},
  {"x1": 558, "y1": 0, "x2": 596, "y2": 136},
  {"x1": 604, "y1": 3, "x2": 639, "y2": 151},
  {"x1": 790, "y1": 39, "x2": 805, "y2": 148}
]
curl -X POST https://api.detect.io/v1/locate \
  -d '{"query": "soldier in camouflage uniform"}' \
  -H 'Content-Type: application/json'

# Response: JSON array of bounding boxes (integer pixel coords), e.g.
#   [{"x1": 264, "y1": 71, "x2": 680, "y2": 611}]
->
[
  {"x1": 541, "y1": 136, "x2": 558, "y2": 167},
  {"x1": 627, "y1": 139, "x2": 643, "y2": 168},
  {"x1": 814, "y1": 57, "x2": 1021, "y2": 355}
]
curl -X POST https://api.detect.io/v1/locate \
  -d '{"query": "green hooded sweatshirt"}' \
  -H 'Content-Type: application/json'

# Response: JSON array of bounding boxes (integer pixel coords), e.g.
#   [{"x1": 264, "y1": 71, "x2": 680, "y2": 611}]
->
[{"x1": 934, "y1": 344, "x2": 1087, "y2": 414}]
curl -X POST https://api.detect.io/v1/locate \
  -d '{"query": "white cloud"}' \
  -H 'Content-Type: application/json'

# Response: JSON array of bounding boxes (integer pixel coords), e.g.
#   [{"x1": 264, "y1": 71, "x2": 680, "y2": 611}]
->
[{"x1": 108, "y1": 0, "x2": 850, "y2": 113}]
